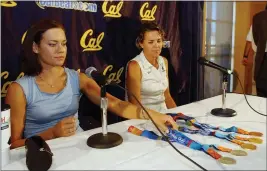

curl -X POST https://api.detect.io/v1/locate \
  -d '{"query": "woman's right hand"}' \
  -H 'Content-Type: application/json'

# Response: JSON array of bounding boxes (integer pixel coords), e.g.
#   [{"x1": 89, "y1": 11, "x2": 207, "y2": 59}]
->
[
  {"x1": 148, "y1": 110, "x2": 178, "y2": 133},
  {"x1": 53, "y1": 116, "x2": 76, "y2": 138}
]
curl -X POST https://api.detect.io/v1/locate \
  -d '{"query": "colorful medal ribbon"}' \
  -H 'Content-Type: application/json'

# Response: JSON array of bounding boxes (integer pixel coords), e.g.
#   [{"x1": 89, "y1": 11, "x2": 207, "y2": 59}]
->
[
  {"x1": 167, "y1": 113, "x2": 263, "y2": 137},
  {"x1": 178, "y1": 126, "x2": 259, "y2": 150},
  {"x1": 128, "y1": 126, "x2": 237, "y2": 164}
]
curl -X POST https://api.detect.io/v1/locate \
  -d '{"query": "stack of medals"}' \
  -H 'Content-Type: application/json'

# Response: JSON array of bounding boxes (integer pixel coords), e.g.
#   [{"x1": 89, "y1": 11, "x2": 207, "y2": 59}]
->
[
  {"x1": 166, "y1": 113, "x2": 263, "y2": 151},
  {"x1": 128, "y1": 112, "x2": 263, "y2": 165},
  {"x1": 128, "y1": 126, "x2": 245, "y2": 165}
]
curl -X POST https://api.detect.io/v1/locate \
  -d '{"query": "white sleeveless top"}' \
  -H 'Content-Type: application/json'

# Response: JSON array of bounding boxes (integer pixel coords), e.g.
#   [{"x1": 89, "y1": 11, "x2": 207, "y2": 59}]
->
[{"x1": 126, "y1": 51, "x2": 168, "y2": 112}]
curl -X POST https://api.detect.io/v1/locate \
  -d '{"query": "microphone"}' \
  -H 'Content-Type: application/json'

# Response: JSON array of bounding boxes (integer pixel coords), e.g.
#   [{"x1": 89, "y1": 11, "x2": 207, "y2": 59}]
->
[
  {"x1": 198, "y1": 57, "x2": 233, "y2": 75},
  {"x1": 85, "y1": 67, "x2": 112, "y2": 86},
  {"x1": 85, "y1": 66, "x2": 123, "y2": 149},
  {"x1": 198, "y1": 57, "x2": 237, "y2": 117},
  {"x1": 25, "y1": 136, "x2": 53, "y2": 171}
]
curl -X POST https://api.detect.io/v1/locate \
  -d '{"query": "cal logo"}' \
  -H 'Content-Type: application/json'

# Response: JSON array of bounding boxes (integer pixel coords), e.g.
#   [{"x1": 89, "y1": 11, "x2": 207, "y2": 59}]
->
[
  {"x1": 0, "y1": 0, "x2": 17, "y2": 7},
  {"x1": 80, "y1": 29, "x2": 104, "y2": 52},
  {"x1": 102, "y1": 0, "x2": 123, "y2": 18},
  {"x1": 139, "y1": 2, "x2": 157, "y2": 21},
  {"x1": 103, "y1": 65, "x2": 124, "y2": 84}
]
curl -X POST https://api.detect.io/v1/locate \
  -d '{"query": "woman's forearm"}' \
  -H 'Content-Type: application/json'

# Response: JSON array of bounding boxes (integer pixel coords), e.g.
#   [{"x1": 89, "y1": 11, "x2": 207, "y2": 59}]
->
[
  {"x1": 108, "y1": 97, "x2": 162, "y2": 121},
  {"x1": 10, "y1": 139, "x2": 26, "y2": 149},
  {"x1": 165, "y1": 96, "x2": 177, "y2": 109},
  {"x1": 10, "y1": 127, "x2": 56, "y2": 149},
  {"x1": 108, "y1": 100, "x2": 144, "y2": 119}
]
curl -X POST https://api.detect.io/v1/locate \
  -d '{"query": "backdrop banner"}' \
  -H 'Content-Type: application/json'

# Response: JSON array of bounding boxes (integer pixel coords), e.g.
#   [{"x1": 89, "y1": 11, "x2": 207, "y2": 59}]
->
[{"x1": 1, "y1": 1, "x2": 203, "y2": 128}]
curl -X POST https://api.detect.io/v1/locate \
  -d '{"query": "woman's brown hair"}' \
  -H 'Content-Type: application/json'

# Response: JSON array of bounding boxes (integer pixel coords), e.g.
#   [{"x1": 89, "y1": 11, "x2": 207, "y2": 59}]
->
[
  {"x1": 22, "y1": 19, "x2": 65, "y2": 76},
  {"x1": 135, "y1": 21, "x2": 165, "y2": 49}
]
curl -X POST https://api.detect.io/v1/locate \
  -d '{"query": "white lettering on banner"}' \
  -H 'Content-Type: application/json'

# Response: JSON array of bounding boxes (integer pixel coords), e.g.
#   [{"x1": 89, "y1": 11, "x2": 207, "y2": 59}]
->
[{"x1": 35, "y1": 0, "x2": 97, "y2": 12}]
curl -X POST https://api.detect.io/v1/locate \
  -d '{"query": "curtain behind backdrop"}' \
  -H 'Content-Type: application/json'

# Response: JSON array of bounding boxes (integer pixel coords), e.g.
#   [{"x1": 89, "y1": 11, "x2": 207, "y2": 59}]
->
[
  {"x1": 1, "y1": 1, "x2": 203, "y2": 130},
  {"x1": 178, "y1": 1, "x2": 204, "y2": 105}
]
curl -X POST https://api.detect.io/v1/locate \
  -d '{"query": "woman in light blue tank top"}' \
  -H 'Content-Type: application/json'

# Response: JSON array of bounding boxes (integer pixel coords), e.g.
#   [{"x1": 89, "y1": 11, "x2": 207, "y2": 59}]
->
[
  {"x1": 5, "y1": 19, "x2": 178, "y2": 149},
  {"x1": 15, "y1": 67, "x2": 81, "y2": 138}
]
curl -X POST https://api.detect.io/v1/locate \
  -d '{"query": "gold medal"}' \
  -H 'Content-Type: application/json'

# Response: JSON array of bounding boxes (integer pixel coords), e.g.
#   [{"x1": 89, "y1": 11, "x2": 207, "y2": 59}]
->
[
  {"x1": 241, "y1": 143, "x2": 257, "y2": 150},
  {"x1": 186, "y1": 121, "x2": 193, "y2": 126},
  {"x1": 248, "y1": 137, "x2": 263, "y2": 144},
  {"x1": 218, "y1": 157, "x2": 236, "y2": 165},
  {"x1": 249, "y1": 132, "x2": 263, "y2": 137},
  {"x1": 157, "y1": 136, "x2": 163, "y2": 140},
  {"x1": 230, "y1": 150, "x2": 248, "y2": 156}
]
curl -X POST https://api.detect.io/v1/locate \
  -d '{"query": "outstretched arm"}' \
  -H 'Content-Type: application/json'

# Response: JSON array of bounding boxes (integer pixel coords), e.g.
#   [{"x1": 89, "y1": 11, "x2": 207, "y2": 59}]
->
[{"x1": 79, "y1": 73, "x2": 178, "y2": 132}]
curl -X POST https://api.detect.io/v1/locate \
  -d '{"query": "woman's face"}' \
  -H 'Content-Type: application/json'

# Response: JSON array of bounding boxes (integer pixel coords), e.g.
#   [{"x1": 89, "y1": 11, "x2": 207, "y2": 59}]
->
[
  {"x1": 140, "y1": 30, "x2": 163, "y2": 58},
  {"x1": 33, "y1": 28, "x2": 67, "y2": 68}
]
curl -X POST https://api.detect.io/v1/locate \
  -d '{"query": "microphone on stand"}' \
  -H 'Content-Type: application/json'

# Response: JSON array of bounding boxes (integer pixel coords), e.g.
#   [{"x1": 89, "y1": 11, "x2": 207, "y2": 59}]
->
[
  {"x1": 198, "y1": 57, "x2": 237, "y2": 117},
  {"x1": 85, "y1": 67, "x2": 113, "y2": 86},
  {"x1": 84, "y1": 67, "x2": 123, "y2": 149},
  {"x1": 198, "y1": 57, "x2": 233, "y2": 75}
]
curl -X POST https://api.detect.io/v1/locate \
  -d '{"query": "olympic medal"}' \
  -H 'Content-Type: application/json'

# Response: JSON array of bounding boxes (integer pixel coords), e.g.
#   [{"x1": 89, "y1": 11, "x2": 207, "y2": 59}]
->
[
  {"x1": 230, "y1": 150, "x2": 248, "y2": 156},
  {"x1": 157, "y1": 136, "x2": 163, "y2": 140},
  {"x1": 248, "y1": 138, "x2": 263, "y2": 144},
  {"x1": 218, "y1": 157, "x2": 236, "y2": 165},
  {"x1": 241, "y1": 143, "x2": 257, "y2": 150},
  {"x1": 186, "y1": 121, "x2": 193, "y2": 126},
  {"x1": 249, "y1": 132, "x2": 263, "y2": 137}
]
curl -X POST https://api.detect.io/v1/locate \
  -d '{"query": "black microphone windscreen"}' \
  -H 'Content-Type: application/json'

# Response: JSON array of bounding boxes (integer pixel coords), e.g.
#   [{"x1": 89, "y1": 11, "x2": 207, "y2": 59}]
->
[
  {"x1": 25, "y1": 136, "x2": 53, "y2": 171},
  {"x1": 198, "y1": 57, "x2": 207, "y2": 64}
]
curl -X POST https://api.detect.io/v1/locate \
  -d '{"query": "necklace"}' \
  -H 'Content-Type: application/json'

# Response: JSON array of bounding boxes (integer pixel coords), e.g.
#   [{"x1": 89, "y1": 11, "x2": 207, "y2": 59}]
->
[{"x1": 39, "y1": 76, "x2": 55, "y2": 88}]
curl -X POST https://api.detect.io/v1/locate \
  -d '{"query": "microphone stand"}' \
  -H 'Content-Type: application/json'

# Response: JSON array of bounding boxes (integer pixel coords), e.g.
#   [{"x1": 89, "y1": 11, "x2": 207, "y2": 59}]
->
[
  {"x1": 211, "y1": 73, "x2": 237, "y2": 117},
  {"x1": 87, "y1": 84, "x2": 123, "y2": 148}
]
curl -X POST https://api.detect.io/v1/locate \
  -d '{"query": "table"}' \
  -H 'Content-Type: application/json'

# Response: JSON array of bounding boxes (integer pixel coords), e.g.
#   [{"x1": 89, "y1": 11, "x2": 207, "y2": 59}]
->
[{"x1": 2, "y1": 93, "x2": 266, "y2": 170}]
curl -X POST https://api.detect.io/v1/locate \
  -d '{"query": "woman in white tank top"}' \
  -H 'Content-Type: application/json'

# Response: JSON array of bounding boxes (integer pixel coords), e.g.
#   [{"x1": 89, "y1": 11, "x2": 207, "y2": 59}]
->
[{"x1": 126, "y1": 22, "x2": 177, "y2": 113}]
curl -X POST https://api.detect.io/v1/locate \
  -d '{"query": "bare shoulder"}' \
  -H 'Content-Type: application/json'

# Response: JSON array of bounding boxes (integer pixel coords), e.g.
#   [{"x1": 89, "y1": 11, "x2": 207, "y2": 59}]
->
[
  {"x1": 127, "y1": 60, "x2": 141, "y2": 80},
  {"x1": 6, "y1": 82, "x2": 26, "y2": 104},
  {"x1": 127, "y1": 60, "x2": 140, "y2": 70},
  {"x1": 7, "y1": 82, "x2": 24, "y2": 95},
  {"x1": 78, "y1": 72, "x2": 89, "y2": 88},
  {"x1": 161, "y1": 56, "x2": 168, "y2": 64}
]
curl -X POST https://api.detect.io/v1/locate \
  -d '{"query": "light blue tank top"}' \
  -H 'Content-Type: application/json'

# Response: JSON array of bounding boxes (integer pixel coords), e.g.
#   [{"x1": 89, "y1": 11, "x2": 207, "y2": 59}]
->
[{"x1": 15, "y1": 68, "x2": 81, "y2": 138}]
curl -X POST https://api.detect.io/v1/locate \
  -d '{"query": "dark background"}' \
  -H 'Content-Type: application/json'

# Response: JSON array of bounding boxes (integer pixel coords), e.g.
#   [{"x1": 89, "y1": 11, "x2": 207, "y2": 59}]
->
[{"x1": 1, "y1": 1, "x2": 204, "y2": 130}]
